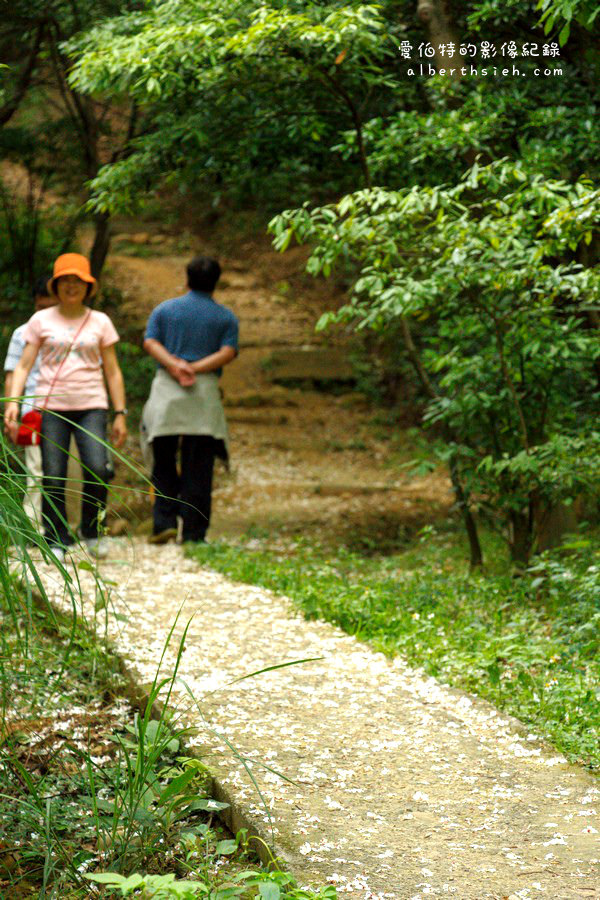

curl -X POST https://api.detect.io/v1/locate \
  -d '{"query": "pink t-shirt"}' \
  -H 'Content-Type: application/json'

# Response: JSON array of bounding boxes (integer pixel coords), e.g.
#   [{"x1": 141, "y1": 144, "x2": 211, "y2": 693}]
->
[{"x1": 23, "y1": 307, "x2": 119, "y2": 411}]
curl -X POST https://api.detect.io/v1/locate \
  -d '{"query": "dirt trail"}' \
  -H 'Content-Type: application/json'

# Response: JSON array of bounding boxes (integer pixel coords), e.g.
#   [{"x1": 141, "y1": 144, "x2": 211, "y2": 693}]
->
[{"x1": 106, "y1": 235, "x2": 452, "y2": 544}]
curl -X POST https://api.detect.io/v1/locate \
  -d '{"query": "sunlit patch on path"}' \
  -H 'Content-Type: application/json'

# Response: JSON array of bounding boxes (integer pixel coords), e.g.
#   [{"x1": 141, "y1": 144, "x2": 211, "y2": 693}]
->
[{"x1": 37, "y1": 539, "x2": 599, "y2": 898}]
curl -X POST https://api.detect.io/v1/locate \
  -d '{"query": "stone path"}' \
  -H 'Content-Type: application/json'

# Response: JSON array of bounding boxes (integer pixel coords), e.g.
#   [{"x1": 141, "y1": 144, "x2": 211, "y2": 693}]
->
[{"x1": 36, "y1": 539, "x2": 599, "y2": 899}]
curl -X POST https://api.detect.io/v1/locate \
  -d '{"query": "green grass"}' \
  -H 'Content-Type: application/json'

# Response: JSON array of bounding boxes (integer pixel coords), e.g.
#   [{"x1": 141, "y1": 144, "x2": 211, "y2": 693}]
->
[{"x1": 187, "y1": 529, "x2": 600, "y2": 772}]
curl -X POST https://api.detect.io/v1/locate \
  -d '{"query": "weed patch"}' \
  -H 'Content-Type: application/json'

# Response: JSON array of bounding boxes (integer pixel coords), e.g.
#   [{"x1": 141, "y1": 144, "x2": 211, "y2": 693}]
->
[{"x1": 0, "y1": 601, "x2": 335, "y2": 898}]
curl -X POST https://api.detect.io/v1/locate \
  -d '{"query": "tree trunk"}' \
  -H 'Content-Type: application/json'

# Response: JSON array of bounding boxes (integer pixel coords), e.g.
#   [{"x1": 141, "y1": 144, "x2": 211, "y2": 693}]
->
[
  {"x1": 508, "y1": 509, "x2": 533, "y2": 567},
  {"x1": 0, "y1": 25, "x2": 44, "y2": 126},
  {"x1": 320, "y1": 70, "x2": 372, "y2": 187},
  {"x1": 449, "y1": 455, "x2": 483, "y2": 569},
  {"x1": 417, "y1": 0, "x2": 461, "y2": 74},
  {"x1": 398, "y1": 317, "x2": 482, "y2": 567},
  {"x1": 578, "y1": 235, "x2": 600, "y2": 389},
  {"x1": 536, "y1": 499, "x2": 581, "y2": 552},
  {"x1": 89, "y1": 212, "x2": 111, "y2": 280}
]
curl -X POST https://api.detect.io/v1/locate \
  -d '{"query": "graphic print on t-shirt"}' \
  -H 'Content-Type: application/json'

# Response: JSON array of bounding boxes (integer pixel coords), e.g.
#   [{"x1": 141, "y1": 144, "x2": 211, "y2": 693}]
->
[{"x1": 44, "y1": 332, "x2": 103, "y2": 368}]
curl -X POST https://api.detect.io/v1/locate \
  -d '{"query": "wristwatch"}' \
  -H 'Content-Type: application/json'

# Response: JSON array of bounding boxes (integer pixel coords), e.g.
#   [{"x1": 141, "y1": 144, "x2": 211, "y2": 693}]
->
[{"x1": 114, "y1": 408, "x2": 128, "y2": 416}]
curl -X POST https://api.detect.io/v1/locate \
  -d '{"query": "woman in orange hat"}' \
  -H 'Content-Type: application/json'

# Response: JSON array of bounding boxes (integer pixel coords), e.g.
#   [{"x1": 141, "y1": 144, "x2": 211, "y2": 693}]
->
[{"x1": 4, "y1": 253, "x2": 127, "y2": 563}]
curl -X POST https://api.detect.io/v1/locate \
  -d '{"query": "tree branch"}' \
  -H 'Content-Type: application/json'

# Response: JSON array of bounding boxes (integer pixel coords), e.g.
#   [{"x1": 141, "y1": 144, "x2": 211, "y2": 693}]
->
[
  {"x1": 399, "y1": 315, "x2": 483, "y2": 567},
  {"x1": 0, "y1": 23, "x2": 45, "y2": 126},
  {"x1": 317, "y1": 68, "x2": 372, "y2": 188},
  {"x1": 399, "y1": 316, "x2": 439, "y2": 398}
]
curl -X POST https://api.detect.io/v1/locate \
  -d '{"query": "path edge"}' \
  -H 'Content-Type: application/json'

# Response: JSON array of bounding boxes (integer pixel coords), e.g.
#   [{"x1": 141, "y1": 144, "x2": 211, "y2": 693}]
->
[{"x1": 31, "y1": 585, "x2": 299, "y2": 876}]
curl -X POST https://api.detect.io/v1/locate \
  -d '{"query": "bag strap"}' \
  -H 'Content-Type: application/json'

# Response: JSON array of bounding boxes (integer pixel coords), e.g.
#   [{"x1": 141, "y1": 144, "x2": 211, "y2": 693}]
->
[{"x1": 41, "y1": 310, "x2": 92, "y2": 411}]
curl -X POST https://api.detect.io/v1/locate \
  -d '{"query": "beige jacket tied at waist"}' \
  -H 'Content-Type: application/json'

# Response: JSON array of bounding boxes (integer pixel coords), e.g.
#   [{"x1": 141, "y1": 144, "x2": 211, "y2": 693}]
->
[{"x1": 141, "y1": 368, "x2": 229, "y2": 467}]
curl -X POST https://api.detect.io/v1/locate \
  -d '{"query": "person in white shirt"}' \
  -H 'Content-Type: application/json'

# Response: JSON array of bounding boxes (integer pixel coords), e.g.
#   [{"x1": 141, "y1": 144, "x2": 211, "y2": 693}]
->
[{"x1": 3, "y1": 278, "x2": 56, "y2": 525}]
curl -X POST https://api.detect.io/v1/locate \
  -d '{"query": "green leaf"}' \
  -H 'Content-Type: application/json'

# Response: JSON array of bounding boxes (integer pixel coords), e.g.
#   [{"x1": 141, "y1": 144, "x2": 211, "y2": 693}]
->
[
  {"x1": 188, "y1": 798, "x2": 230, "y2": 812},
  {"x1": 486, "y1": 662, "x2": 501, "y2": 686},
  {"x1": 215, "y1": 839, "x2": 238, "y2": 855},
  {"x1": 276, "y1": 229, "x2": 293, "y2": 252},
  {"x1": 558, "y1": 22, "x2": 570, "y2": 43},
  {"x1": 120, "y1": 874, "x2": 145, "y2": 892},
  {"x1": 84, "y1": 872, "x2": 126, "y2": 884},
  {"x1": 227, "y1": 656, "x2": 324, "y2": 685},
  {"x1": 259, "y1": 884, "x2": 281, "y2": 900},
  {"x1": 156, "y1": 769, "x2": 197, "y2": 807}
]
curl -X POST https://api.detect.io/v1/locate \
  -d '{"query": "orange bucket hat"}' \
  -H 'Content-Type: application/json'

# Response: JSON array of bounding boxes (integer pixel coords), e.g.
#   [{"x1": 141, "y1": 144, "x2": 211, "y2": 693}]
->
[{"x1": 48, "y1": 253, "x2": 98, "y2": 298}]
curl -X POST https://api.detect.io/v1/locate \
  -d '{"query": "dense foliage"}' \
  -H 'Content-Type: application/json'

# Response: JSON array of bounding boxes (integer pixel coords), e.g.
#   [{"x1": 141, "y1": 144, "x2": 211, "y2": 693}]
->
[
  {"x1": 0, "y1": 0, "x2": 140, "y2": 282},
  {"x1": 63, "y1": 0, "x2": 600, "y2": 206},
  {"x1": 270, "y1": 162, "x2": 600, "y2": 562},
  {"x1": 69, "y1": 0, "x2": 407, "y2": 210}
]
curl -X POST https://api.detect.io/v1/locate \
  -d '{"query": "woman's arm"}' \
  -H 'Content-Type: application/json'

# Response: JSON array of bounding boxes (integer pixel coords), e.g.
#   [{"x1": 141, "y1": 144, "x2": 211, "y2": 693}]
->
[
  {"x1": 3, "y1": 342, "x2": 40, "y2": 441},
  {"x1": 101, "y1": 344, "x2": 128, "y2": 449}
]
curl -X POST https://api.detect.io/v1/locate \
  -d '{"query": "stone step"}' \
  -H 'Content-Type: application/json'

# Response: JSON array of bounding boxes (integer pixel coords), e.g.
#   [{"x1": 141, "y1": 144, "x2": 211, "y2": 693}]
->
[
  {"x1": 312, "y1": 482, "x2": 402, "y2": 496},
  {"x1": 224, "y1": 389, "x2": 300, "y2": 409},
  {"x1": 266, "y1": 348, "x2": 354, "y2": 383},
  {"x1": 237, "y1": 339, "x2": 325, "y2": 349},
  {"x1": 218, "y1": 272, "x2": 261, "y2": 290},
  {"x1": 227, "y1": 411, "x2": 291, "y2": 425}
]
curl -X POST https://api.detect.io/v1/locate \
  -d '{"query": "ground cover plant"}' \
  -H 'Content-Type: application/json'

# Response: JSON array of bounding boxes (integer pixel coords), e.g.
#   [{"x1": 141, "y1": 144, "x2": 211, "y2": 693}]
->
[{"x1": 187, "y1": 527, "x2": 600, "y2": 772}]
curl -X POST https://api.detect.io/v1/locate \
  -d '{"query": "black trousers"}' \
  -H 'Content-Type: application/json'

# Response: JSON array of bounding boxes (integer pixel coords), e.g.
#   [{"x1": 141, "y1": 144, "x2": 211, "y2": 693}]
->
[{"x1": 151, "y1": 434, "x2": 216, "y2": 541}]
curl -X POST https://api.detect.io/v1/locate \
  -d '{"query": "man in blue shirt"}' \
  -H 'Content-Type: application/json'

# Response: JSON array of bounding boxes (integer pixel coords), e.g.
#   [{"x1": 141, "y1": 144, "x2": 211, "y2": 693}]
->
[{"x1": 143, "y1": 256, "x2": 239, "y2": 543}]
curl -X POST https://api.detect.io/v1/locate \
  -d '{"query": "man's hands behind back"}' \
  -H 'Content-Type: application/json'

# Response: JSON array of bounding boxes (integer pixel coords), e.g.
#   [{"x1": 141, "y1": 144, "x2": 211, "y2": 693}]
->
[{"x1": 167, "y1": 357, "x2": 196, "y2": 387}]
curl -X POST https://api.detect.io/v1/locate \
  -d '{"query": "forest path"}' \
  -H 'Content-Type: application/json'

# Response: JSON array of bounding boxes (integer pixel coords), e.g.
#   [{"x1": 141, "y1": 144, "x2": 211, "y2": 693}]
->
[
  {"x1": 103, "y1": 234, "x2": 453, "y2": 546},
  {"x1": 38, "y1": 540, "x2": 599, "y2": 899}
]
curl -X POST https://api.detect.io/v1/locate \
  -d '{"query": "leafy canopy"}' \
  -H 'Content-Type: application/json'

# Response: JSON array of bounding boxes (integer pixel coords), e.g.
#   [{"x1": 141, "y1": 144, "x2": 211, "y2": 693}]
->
[{"x1": 68, "y1": 0, "x2": 405, "y2": 211}]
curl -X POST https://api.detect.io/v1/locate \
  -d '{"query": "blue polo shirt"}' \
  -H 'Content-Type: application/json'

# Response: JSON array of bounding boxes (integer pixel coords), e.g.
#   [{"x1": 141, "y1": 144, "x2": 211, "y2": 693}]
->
[{"x1": 145, "y1": 290, "x2": 238, "y2": 375}]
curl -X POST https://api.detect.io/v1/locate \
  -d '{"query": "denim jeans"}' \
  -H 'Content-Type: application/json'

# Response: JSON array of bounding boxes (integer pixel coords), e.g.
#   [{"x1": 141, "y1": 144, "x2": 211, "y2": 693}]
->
[
  {"x1": 151, "y1": 434, "x2": 216, "y2": 541},
  {"x1": 41, "y1": 408, "x2": 109, "y2": 547}
]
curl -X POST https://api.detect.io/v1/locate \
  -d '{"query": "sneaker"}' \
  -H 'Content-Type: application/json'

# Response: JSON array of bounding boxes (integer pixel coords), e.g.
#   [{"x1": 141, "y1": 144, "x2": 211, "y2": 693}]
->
[
  {"x1": 47, "y1": 545, "x2": 66, "y2": 565},
  {"x1": 83, "y1": 537, "x2": 109, "y2": 559},
  {"x1": 148, "y1": 527, "x2": 178, "y2": 545}
]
